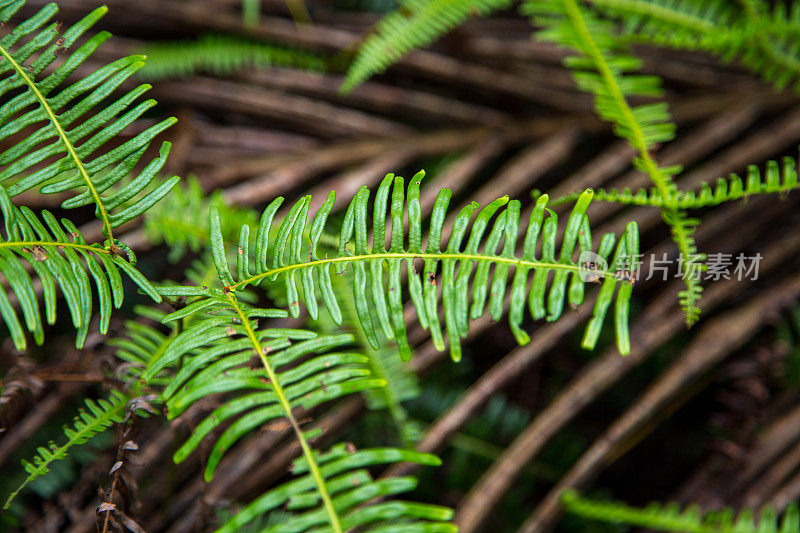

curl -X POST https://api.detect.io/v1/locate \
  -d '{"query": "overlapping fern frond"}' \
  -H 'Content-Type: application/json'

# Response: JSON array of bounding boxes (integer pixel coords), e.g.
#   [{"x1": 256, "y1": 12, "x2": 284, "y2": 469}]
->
[
  {"x1": 525, "y1": 0, "x2": 703, "y2": 325},
  {"x1": 138, "y1": 34, "x2": 328, "y2": 80},
  {"x1": 217, "y1": 444, "x2": 454, "y2": 532},
  {"x1": 562, "y1": 490, "x2": 800, "y2": 533},
  {"x1": 0, "y1": 186, "x2": 160, "y2": 350},
  {"x1": 3, "y1": 390, "x2": 129, "y2": 509},
  {"x1": 340, "y1": 0, "x2": 514, "y2": 93},
  {"x1": 549, "y1": 155, "x2": 800, "y2": 209},
  {"x1": 182, "y1": 172, "x2": 638, "y2": 359},
  {"x1": 0, "y1": 0, "x2": 179, "y2": 242}
]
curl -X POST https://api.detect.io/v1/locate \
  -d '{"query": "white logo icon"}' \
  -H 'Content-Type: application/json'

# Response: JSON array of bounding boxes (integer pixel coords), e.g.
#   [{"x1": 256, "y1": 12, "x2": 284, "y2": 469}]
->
[{"x1": 578, "y1": 251, "x2": 607, "y2": 282}]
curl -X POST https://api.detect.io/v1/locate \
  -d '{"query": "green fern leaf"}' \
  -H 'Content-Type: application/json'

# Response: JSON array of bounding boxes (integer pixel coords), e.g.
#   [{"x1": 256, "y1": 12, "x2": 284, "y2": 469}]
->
[
  {"x1": 141, "y1": 289, "x2": 391, "y2": 530},
  {"x1": 217, "y1": 444, "x2": 455, "y2": 532},
  {"x1": 0, "y1": 186, "x2": 161, "y2": 350},
  {"x1": 341, "y1": 0, "x2": 514, "y2": 93},
  {"x1": 164, "y1": 173, "x2": 639, "y2": 359},
  {"x1": 143, "y1": 177, "x2": 258, "y2": 263},
  {"x1": 0, "y1": 0, "x2": 179, "y2": 242},
  {"x1": 137, "y1": 296, "x2": 381, "y2": 481}
]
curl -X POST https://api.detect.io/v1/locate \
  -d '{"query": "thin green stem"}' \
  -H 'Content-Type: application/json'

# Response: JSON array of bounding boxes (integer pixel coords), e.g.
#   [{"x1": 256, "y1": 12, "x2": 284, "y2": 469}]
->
[
  {"x1": 562, "y1": 0, "x2": 673, "y2": 198},
  {"x1": 229, "y1": 252, "x2": 609, "y2": 292},
  {"x1": 226, "y1": 294, "x2": 343, "y2": 533},
  {"x1": 0, "y1": 241, "x2": 112, "y2": 254},
  {"x1": 0, "y1": 44, "x2": 115, "y2": 244}
]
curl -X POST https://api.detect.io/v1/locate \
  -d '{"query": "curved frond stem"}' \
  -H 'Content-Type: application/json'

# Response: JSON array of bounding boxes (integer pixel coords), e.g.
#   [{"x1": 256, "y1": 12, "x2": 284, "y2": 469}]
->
[
  {"x1": 225, "y1": 293, "x2": 344, "y2": 533},
  {"x1": 228, "y1": 252, "x2": 609, "y2": 292},
  {"x1": 0, "y1": 41, "x2": 114, "y2": 244},
  {"x1": 551, "y1": 0, "x2": 702, "y2": 324},
  {"x1": 562, "y1": 0, "x2": 672, "y2": 198},
  {"x1": 0, "y1": 241, "x2": 112, "y2": 254}
]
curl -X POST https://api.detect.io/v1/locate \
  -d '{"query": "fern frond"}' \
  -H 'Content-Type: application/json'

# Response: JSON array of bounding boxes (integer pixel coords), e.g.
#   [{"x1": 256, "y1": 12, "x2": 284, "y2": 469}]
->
[
  {"x1": 216, "y1": 444, "x2": 455, "y2": 532},
  {"x1": 549, "y1": 156, "x2": 800, "y2": 208},
  {"x1": 0, "y1": 0, "x2": 179, "y2": 242},
  {"x1": 184, "y1": 172, "x2": 638, "y2": 359},
  {"x1": 139, "y1": 295, "x2": 382, "y2": 484},
  {"x1": 526, "y1": 0, "x2": 703, "y2": 326},
  {"x1": 3, "y1": 390, "x2": 129, "y2": 509},
  {"x1": 561, "y1": 490, "x2": 800, "y2": 533},
  {"x1": 141, "y1": 292, "x2": 394, "y2": 531},
  {"x1": 525, "y1": 0, "x2": 677, "y2": 168},
  {"x1": 361, "y1": 340, "x2": 420, "y2": 445},
  {"x1": 340, "y1": 0, "x2": 514, "y2": 93},
  {"x1": 138, "y1": 34, "x2": 328, "y2": 80},
  {"x1": 0, "y1": 186, "x2": 160, "y2": 350}
]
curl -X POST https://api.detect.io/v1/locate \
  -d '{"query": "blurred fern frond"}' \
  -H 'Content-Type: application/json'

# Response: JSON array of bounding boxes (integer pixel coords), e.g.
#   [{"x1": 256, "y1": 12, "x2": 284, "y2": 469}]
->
[
  {"x1": 4, "y1": 304, "x2": 176, "y2": 506},
  {"x1": 562, "y1": 490, "x2": 800, "y2": 533},
  {"x1": 3, "y1": 390, "x2": 128, "y2": 509},
  {"x1": 588, "y1": 0, "x2": 800, "y2": 92},
  {"x1": 341, "y1": 0, "x2": 514, "y2": 92},
  {"x1": 144, "y1": 177, "x2": 258, "y2": 262},
  {"x1": 138, "y1": 34, "x2": 328, "y2": 80}
]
